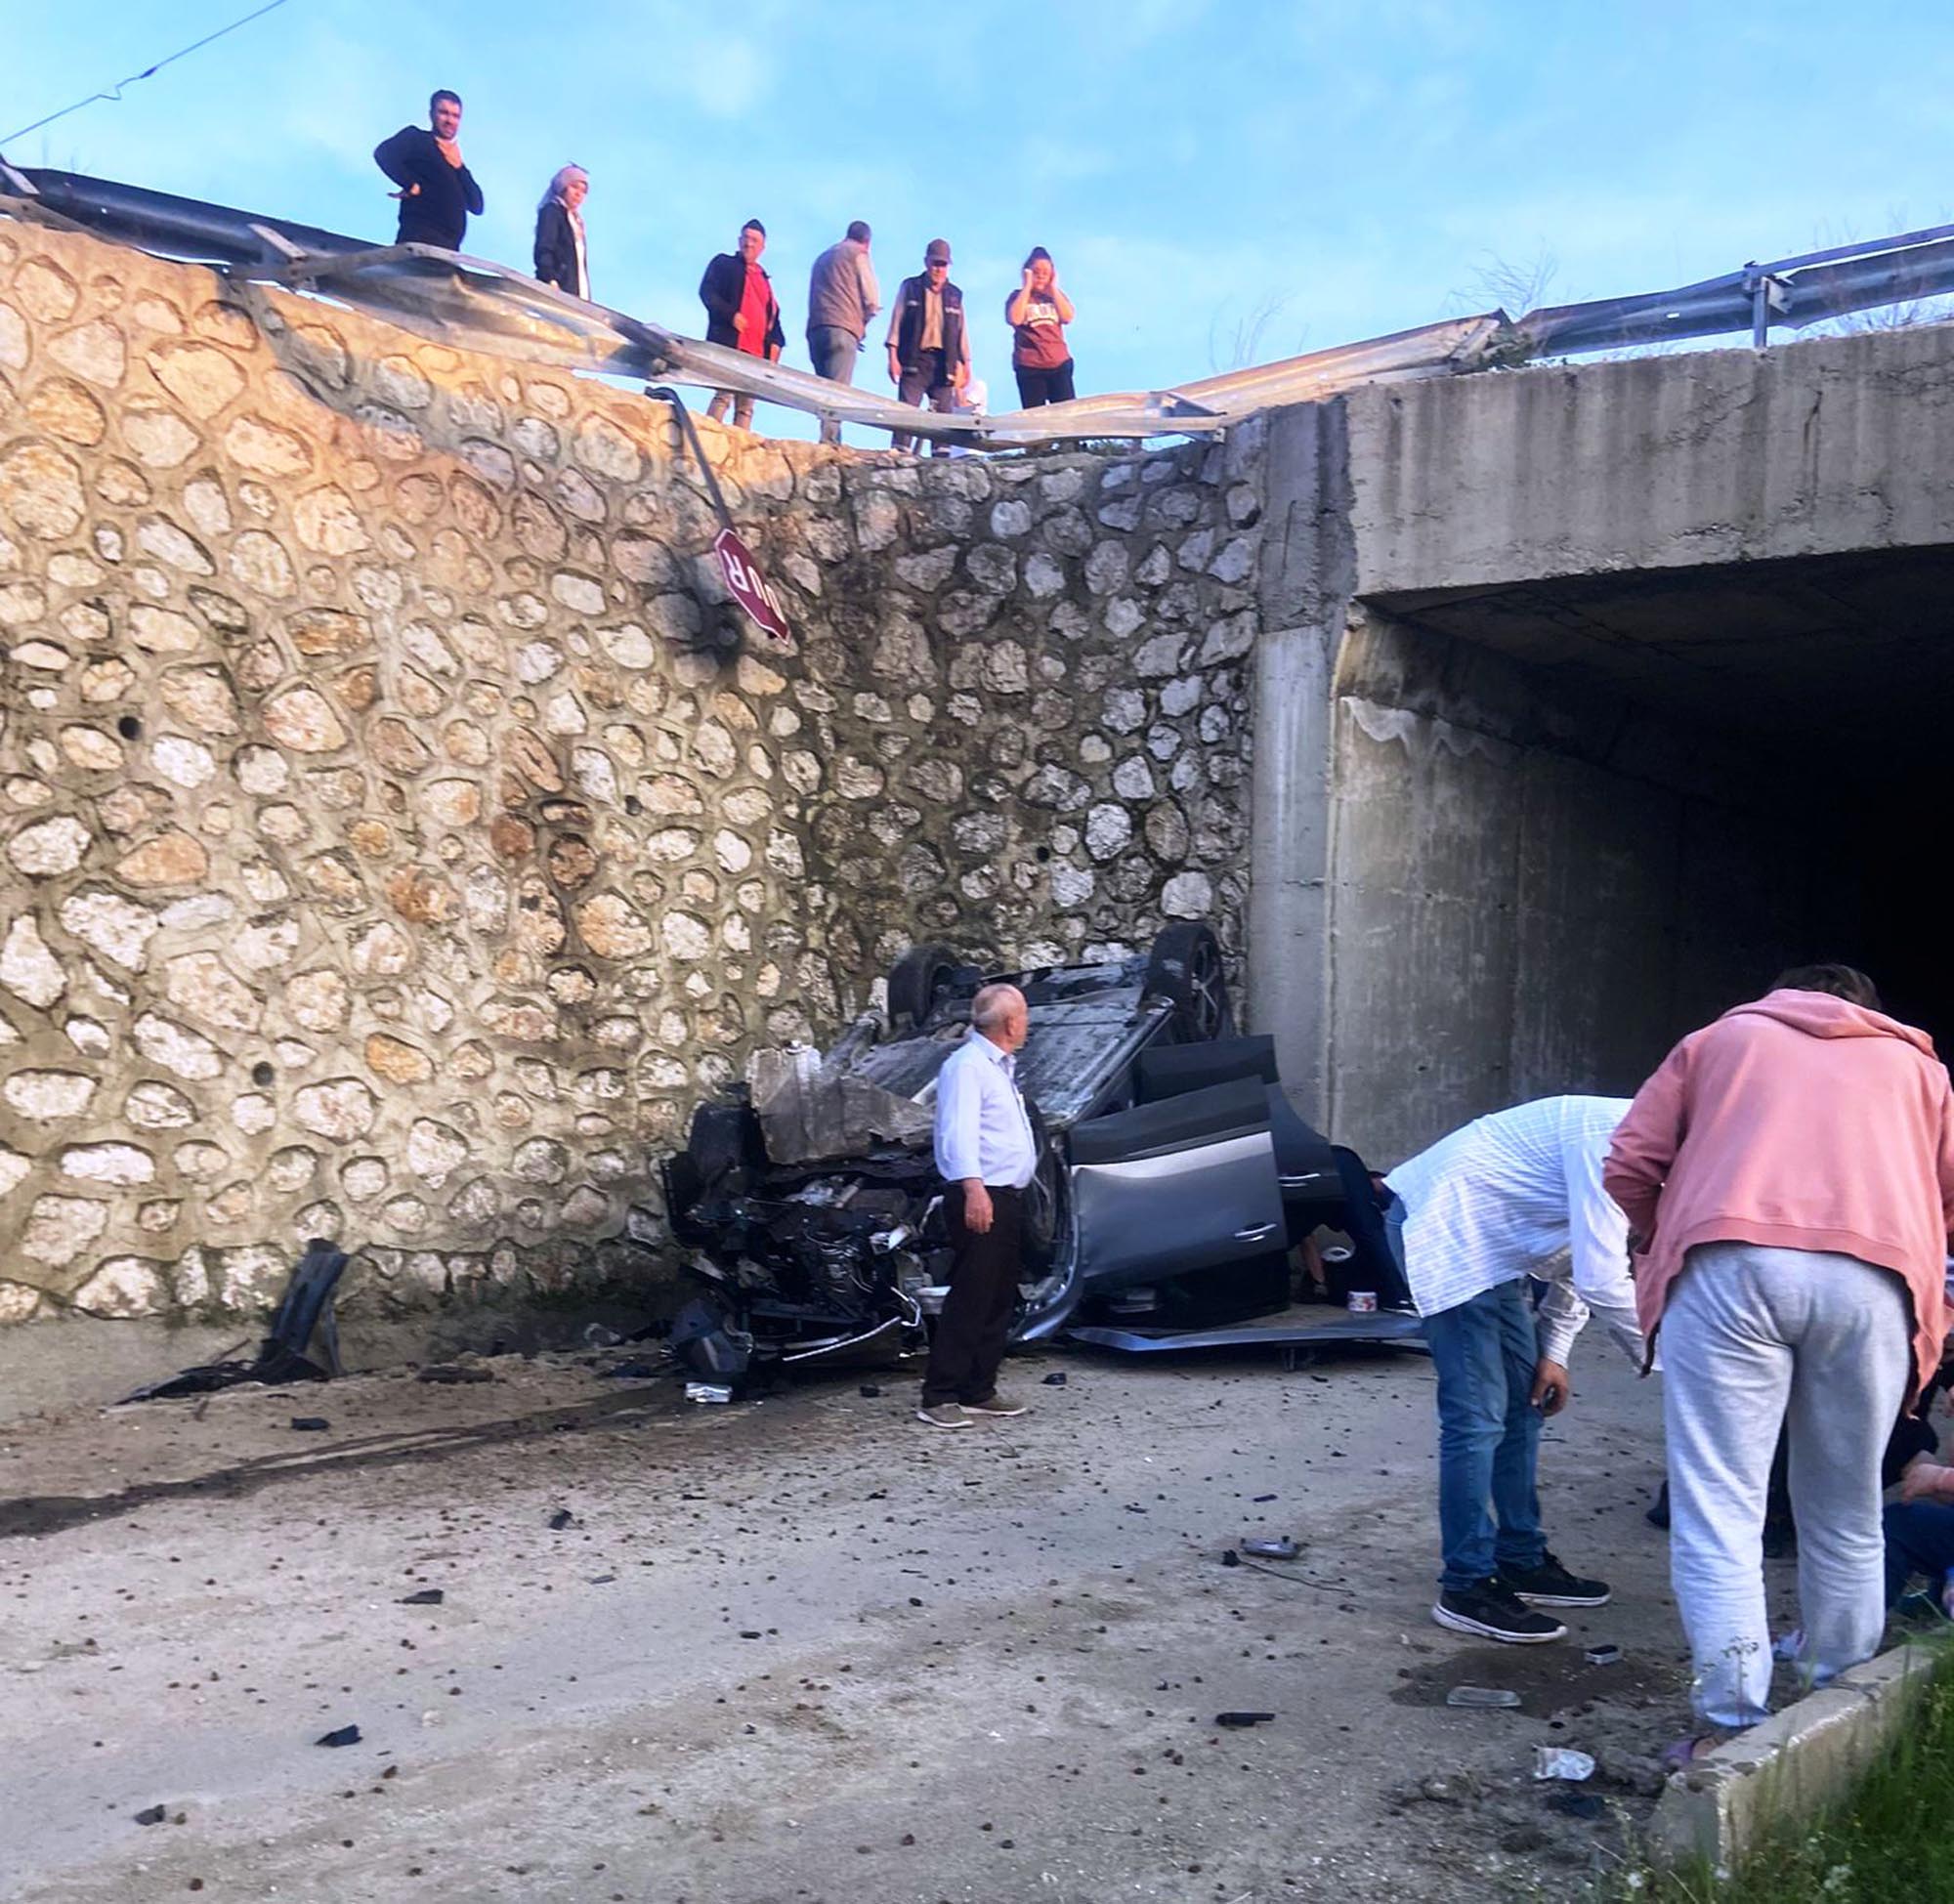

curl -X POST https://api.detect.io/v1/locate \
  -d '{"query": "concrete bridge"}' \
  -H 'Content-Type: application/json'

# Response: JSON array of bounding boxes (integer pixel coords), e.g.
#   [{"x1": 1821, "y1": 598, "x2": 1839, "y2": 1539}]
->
[{"x1": 1245, "y1": 319, "x2": 1954, "y2": 1162}]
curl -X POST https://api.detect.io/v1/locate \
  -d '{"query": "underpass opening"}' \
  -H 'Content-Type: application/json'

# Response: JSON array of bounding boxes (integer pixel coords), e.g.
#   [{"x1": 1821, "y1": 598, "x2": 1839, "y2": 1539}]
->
[{"x1": 1324, "y1": 543, "x2": 1951, "y2": 1160}]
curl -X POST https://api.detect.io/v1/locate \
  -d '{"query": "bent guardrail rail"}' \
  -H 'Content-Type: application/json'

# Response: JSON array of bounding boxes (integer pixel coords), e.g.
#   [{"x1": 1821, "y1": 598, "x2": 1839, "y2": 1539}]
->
[{"x1": 6, "y1": 161, "x2": 1953, "y2": 445}]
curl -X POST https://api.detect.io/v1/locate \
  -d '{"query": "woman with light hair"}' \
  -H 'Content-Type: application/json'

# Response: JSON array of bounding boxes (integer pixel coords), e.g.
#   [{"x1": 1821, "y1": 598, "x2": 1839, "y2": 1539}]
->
[{"x1": 533, "y1": 165, "x2": 590, "y2": 299}]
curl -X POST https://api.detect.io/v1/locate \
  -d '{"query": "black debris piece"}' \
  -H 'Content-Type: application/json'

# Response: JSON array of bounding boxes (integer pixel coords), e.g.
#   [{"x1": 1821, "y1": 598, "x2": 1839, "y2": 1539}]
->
[
  {"x1": 740, "y1": 1630, "x2": 763, "y2": 1639},
  {"x1": 1547, "y1": 1791, "x2": 1607, "y2": 1820},
  {"x1": 134, "y1": 1805, "x2": 167, "y2": 1827},
  {"x1": 588, "y1": 1574, "x2": 616, "y2": 1585},
  {"x1": 400, "y1": 1588, "x2": 444, "y2": 1606},
  {"x1": 317, "y1": 1725, "x2": 361, "y2": 1748},
  {"x1": 858, "y1": 1384, "x2": 882, "y2": 1398},
  {"x1": 417, "y1": 1364, "x2": 493, "y2": 1384},
  {"x1": 1041, "y1": 1371, "x2": 1068, "y2": 1385},
  {"x1": 1252, "y1": 1493, "x2": 1277, "y2": 1503},
  {"x1": 1214, "y1": 1712, "x2": 1275, "y2": 1728},
  {"x1": 289, "y1": 1417, "x2": 330, "y2": 1432},
  {"x1": 1220, "y1": 1548, "x2": 1241, "y2": 1568},
  {"x1": 119, "y1": 1241, "x2": 349, "y2": 1404},
  {"x1": 548, "y1": 1509, "x2": 575, "y2": 1530},
  {"x1": 598, "y1": 1360, "x2": 659, "y2": 1380}
]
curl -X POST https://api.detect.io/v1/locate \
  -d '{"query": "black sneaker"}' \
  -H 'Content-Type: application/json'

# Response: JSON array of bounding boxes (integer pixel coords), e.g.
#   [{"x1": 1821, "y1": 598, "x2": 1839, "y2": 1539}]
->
[
  {"x1": 1499, "y1": 1550, "x2": 1611, "y2": 1608},
  {"x1": 1432, "y1": 1578, "x2": 1567, "y2": 1644}
]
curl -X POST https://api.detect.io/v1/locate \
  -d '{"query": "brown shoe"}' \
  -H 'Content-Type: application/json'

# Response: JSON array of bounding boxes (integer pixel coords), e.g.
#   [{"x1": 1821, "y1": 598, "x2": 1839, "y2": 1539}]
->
[
  {"x1": 962, "y1": 1393, "x2": 1029, "y2": 1418},
  {"x1": 916, "y1": 1402, "x2": 969, "y2": 1429}
]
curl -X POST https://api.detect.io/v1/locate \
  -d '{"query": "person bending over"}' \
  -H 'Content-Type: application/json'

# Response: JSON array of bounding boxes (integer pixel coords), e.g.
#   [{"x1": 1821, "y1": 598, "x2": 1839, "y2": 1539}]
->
[{"x1": 1387, "y1": 1095, "x2": 1643, "y2": 1644}]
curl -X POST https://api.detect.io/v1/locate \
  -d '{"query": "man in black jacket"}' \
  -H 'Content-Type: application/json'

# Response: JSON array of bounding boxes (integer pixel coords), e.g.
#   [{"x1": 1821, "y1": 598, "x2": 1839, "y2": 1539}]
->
[
  {"x1": 700, "y1": 221, "x2": 785, "y2": 432},
  {"x1": 374, "y1": 91, "x2": 484, "y2": 252},
  {"x1": 884, "y1": 239, "x2": 969, "y2": 453}
]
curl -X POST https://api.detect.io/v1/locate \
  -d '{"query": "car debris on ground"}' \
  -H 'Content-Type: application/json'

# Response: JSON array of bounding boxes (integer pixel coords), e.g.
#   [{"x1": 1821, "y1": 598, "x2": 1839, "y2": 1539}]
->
[
  {"x1": 117, "y1": 1241, "x2": 349, "y2": 1405},
  {"x1": 1531, "y1": 1746, "x2": 1596, "y2": 1781},
  {"x1": 1446, "y1": 1686, "x2": 1522, "y2": 1710}
]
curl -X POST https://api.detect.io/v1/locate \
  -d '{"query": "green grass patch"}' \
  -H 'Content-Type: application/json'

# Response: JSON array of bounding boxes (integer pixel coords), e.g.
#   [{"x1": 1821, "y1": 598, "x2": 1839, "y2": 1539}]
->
[{"x1": 1626, "y1": 1641, "x2": 1954, "y2": 1903}]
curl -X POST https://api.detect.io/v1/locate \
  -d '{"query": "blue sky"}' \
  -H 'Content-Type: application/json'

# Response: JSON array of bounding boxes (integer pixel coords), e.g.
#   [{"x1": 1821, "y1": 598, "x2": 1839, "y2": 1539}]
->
[{"x1": 9, "y1": 1, "x2": 1953, "y2": 435}]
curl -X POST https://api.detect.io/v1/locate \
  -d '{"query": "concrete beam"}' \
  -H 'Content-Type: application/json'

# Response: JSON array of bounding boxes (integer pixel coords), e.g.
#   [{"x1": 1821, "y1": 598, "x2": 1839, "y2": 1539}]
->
[{"x1": 1344, "y1": 320, "x2": 1954, "y2": 597}]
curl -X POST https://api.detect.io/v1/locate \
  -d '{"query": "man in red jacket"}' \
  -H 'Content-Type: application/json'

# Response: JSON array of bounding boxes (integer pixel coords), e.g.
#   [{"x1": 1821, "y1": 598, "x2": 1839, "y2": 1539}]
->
[
  {"x1": 700, "y1": 221, "x2": 784, "y2": 433},
  {"x1": 1606, "y1": 964, "x2": 1954, "y2": 1742}
]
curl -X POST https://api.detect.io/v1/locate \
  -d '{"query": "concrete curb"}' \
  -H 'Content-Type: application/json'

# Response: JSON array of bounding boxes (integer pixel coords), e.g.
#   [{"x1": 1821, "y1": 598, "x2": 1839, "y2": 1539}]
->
[{"x1": 1646, "y1": 1642, "x2": 1941, "y2": 1870}]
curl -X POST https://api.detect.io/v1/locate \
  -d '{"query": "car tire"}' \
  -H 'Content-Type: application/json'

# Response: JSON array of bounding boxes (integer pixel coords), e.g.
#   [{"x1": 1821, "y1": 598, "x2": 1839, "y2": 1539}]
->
[
  {"x1": 1142, "y1": 922, "x2": 1231, "y2": 1041},
  {"x1": 886, "y1": 942, "x2": 960, "y2": 1033}
]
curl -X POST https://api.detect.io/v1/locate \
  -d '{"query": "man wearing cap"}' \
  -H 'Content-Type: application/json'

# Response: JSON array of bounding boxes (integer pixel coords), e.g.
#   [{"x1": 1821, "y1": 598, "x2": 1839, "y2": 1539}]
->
[
  {"x1": 885, "y1": 239, "x2": 970, "y2": 453},
  {"x1": 701, "y1": 219, "x2": 785, "y2": 433}
]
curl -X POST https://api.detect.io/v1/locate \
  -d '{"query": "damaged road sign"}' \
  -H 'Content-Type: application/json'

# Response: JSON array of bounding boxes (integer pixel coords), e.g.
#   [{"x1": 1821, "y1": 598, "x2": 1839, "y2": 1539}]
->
[{"x1": 713, "y1": 528, "x2": 790, "y2": 648}]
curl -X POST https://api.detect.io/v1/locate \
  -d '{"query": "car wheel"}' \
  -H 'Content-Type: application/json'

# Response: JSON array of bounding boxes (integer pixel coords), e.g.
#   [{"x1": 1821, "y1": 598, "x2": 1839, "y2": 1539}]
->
[
  {"x1": 1142, "y1": 922, "x2": 1231, "y2": 1041},
  {"x1": 886, "y1": 941, "x2": 960, "y2": 1033}
]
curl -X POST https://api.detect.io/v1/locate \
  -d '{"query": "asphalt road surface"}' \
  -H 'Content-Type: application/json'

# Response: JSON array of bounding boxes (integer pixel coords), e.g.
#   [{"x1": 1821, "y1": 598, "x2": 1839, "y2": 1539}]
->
[{"x1": 0, "y1": 1333, "x2": 1701, "y2": 1903}]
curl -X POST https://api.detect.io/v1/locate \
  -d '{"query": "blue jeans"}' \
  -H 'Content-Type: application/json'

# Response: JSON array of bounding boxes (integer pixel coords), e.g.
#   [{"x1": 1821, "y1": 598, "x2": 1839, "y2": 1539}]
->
[
  {"x1": 1422, "y1": 1276, "x2": 1547, "y2": 1591},
  {"x1": 808, "y1": 324, "x2": 858, "y2": 444},
  {"x1": 1883, "y1": 1501, "x2": 1954, "y2": 1606}
]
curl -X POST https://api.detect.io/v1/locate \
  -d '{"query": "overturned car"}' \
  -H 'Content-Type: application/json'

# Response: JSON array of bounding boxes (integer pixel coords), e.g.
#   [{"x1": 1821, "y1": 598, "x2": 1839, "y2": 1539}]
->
[{"x1": 662, "y1": 924, "x2": 1418, "y2": 1383}]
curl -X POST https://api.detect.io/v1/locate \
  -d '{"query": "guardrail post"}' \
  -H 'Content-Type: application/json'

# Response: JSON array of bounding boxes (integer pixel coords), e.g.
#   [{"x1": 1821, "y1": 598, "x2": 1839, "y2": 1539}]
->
[
  {"x1": 644, "y1": 384, "x2": 736, "y2": 535},
  {"x1": 1743, "y1": 265, "x2": 1791, "y2": 347}
]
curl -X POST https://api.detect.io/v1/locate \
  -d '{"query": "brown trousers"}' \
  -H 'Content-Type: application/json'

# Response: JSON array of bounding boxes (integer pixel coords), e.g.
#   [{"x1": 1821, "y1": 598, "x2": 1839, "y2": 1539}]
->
[{"x1": 920, "y1": 1185, "x2": 1023, "y2": 1405}]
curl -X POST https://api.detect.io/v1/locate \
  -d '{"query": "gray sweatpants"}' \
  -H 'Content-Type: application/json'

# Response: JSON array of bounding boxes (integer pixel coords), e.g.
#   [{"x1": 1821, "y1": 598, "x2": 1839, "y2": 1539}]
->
[{"x1": 1663, "y1": 1242, "x2": 1910, "y2": 1728}]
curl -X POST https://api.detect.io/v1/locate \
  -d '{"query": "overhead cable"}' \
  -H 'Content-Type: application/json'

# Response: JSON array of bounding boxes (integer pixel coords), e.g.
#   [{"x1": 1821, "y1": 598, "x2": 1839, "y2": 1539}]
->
[{"x1": 4, "y1": 0, "x2": 295, "y2": 146}]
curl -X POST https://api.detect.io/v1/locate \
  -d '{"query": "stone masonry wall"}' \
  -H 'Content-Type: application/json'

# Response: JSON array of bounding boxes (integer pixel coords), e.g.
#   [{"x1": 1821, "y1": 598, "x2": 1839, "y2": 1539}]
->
[{"x1": 0, "y1": 217, "x2": 1261, "y2": 1329}]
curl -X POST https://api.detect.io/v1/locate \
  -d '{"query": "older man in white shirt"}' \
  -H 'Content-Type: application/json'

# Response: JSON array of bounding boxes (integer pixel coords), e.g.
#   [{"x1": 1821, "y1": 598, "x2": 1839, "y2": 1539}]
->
[
  {"x1": 918, "y1": 983, "x2": 1039, "y2": 1428},
  {"x1": 1385, "y1": 1094, "x2": 1645, "y2": 1643}
]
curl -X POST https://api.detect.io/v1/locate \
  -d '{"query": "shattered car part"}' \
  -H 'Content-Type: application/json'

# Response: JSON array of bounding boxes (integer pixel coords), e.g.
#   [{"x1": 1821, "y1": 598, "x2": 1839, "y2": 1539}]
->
[
  {"x1": 661, "y1": 924, "x2": 1420, "y2": 1383},
  {"x1": 119, "y1": 1241, "x2": 349, "y2": 1404},
  {"x1": 1446, "y1": 1686, "x2": 1522, "y2": 1710},
  {"x1": 1065, "y1": 1313, "x2": 1426, "y2": 1355},
  {"x1": 1533, "y1": 1747, "x2": 1596, "y2": 1782},
  {"x1": 1240, "y1": 1537, "x2": 1298, "y2": 1560},
  {"x1": 747, "y1": 1032, "x2": 934, "y2": 1163}
]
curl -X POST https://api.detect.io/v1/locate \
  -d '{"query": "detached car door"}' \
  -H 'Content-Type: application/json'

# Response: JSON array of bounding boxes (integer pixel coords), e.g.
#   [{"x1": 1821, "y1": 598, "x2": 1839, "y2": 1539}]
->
[{"x1": 1064, "y1": 1076, "x2": 1285, "y2": 1291}]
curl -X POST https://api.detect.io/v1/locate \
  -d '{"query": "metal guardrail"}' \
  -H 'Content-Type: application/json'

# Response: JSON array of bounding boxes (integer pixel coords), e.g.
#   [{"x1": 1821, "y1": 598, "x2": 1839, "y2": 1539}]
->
[
  {"x1": 1515, "y1": 221, "x2": 1954, "y2": 355},
  {"x1": 5, "y1": 161, "x2": 1953, "y2": 445}
]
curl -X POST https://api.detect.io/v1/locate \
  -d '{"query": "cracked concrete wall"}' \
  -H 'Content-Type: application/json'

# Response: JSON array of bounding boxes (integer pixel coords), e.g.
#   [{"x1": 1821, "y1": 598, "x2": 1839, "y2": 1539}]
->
[
  {"x1": 0, "y1": 217, "x2": 1260, "y2": 1331},
  {"x1": 1342, "y1": 321, "x2": 1954, "y2": 595},
  {"x1": 1321, "y1": 607, "x2": 1836, "y2": 1164},
  {"x1": 1249, "y1": 331, "x2": 1954, "y2": 1165}
]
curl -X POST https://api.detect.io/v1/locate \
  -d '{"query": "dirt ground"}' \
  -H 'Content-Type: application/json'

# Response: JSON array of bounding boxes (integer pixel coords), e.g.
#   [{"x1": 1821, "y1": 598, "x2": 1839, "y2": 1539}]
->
[{"x1": 0, "y1": 1330, "x2": 1718, "y2": 1903}]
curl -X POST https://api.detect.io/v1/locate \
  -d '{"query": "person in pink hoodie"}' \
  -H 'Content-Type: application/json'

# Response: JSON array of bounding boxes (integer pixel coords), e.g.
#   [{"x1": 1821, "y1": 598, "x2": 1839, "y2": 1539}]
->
[{"x1": 1605, "y1": 965, "x2": 1954, "y2": 1739}]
